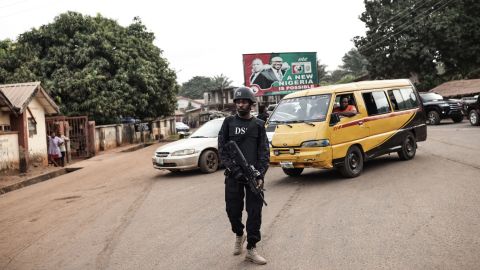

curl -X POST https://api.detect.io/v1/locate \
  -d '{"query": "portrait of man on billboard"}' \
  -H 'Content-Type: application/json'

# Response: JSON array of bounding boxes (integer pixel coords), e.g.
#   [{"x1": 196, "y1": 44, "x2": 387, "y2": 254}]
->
[
  {"x1": 249, "y1": 58, "x2": 272, "y2": 90},
  {"x1": 261, "y1": 56, "x2": 289, "y2": 84}
]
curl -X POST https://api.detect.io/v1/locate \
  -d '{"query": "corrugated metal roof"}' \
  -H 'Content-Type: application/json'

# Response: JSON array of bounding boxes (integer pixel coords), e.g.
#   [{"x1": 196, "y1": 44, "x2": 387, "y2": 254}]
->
[
  {"x1": 0, "y1": 82, "x2": 60, "y2": 115},
  {"x1": 429, "y1": 79, "x2": 480, "y2": 97},
  {"x1": 0, "y1": 90, "x2": 17, "y2": 116}
]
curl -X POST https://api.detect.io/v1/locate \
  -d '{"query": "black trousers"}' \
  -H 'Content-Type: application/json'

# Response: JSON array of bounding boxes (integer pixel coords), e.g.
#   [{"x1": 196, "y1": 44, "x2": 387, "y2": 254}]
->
[
  {"x1": 225, "y1": 177, "x2": 264, "y2": 248},
  {"x1": 60, "y1": 151, "x2": 66, "y2": 167}
]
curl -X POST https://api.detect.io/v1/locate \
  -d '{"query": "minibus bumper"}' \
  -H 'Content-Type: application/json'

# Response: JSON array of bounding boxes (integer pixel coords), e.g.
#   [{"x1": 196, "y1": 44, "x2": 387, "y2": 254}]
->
[{"x1": 269, "y1": 147, "x2": 333, "y2": 169}]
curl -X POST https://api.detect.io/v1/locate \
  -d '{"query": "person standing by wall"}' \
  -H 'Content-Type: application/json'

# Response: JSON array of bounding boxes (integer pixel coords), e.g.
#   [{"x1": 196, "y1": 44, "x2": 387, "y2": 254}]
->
[
  {"x1": 59, "y1": 132, "x2": 69, "y2": 167},
  {"x1": 48, "y1": 131, "x2": 63, "y2": 167}
]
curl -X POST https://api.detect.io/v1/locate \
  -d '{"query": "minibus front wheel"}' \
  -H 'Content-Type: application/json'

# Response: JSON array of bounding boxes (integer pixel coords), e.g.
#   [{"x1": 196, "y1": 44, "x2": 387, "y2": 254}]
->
[{"x1": 338, "y1": 145, "x2": 364, "y2": 178}]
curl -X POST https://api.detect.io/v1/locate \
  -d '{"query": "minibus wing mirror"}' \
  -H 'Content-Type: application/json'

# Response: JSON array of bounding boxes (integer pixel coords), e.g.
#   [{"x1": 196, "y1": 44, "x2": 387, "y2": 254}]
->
[{"x1": 329, "y1": 113, "x2": 340, "y2": 126}]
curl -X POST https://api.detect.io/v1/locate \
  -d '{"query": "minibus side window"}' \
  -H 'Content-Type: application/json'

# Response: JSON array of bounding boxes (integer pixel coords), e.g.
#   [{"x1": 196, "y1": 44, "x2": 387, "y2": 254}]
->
[
  {"x1": 399, "y1": 88, "x2": 419, "y2": 108},
  {"x1": 388, "y1": 89, "x2": 408, "y2": 111},
  {"x1": 388, "y1": 88, "x2": 418, "y2": 111},
  {"x1": 362, "y1": 91, "x2": 391, "y2": 116}
]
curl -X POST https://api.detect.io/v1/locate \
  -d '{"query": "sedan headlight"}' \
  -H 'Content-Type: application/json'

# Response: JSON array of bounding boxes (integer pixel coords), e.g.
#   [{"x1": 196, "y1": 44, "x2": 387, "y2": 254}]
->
[
  {"x1": 171, "y1": 149, "x2": 196, "y2": 156},
  {"x1": 301, "y1": 139, "x2": 330, "y2": 147}
]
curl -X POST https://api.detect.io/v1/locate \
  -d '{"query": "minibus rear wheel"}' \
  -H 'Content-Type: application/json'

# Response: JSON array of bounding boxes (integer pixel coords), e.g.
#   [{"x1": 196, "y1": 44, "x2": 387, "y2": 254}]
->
[
  {"x1": 282, "y1": 168, "x2": 304, "y2": 177},
  {"x1": 338, "y1": 145, "x2": 364, "y2": 178},
  {"x1": 397, "y1": 132, "x2": 417, "y2": 160}
]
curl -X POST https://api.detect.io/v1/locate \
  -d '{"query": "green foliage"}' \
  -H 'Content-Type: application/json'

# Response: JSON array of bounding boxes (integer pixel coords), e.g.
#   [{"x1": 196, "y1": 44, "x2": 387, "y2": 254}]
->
[
  {"x1": 180, "y1": 74, "x2": 233, "y2": 99},
  {"x1": 212, "y1": 73, "x2": 232, "y2": 89},
  {"x1": 0, "y1": 12, "x2": 179, "y2": 124},
  {"x1": 179, "y1": 76, "x2": 214, "y2": 99},
  {"x1": 341, "y1": 48, "x2": 369, "y2": 77},
  {"x1": 354, "y1": 0, "x2": 480, "y2": 90},
  {"x1": 317, "y1": 60, "x2": 328, "y2": 83}
]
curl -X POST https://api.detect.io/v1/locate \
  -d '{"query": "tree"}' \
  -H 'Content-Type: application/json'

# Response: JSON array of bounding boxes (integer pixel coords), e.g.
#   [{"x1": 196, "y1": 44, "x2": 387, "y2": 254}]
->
[
  {"x1": 212, "y1": 74, "x2": 232, "y2": 109},
  {"x1": 317, "y1": 60, "x2": 329, "y2": 83},
  {"x1": 212, "y1": 73, "x2": 232, "y2": 90},
  {"x1": 354, "y1": 0, "x2": 480, "y2": 90},
  {"x1": 179, "y1": 76, "x2": 214, "y2": 99},
  {"x1": 0, "y1": 12, "x2": 179, "y2": 124},
  {"x1": 341, "y1": 48, "x2": 369, "y2": 77}
]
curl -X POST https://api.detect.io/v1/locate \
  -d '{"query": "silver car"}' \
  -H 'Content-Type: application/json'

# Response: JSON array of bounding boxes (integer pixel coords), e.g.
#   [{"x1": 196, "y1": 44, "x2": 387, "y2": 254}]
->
[{"x1": 152, "y1": 118, "x2": 225, "y2": 173}]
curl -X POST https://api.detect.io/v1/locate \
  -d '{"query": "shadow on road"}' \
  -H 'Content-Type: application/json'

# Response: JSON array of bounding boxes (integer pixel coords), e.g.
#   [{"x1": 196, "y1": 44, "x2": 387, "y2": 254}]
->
[
  {"x1": 270, "y1": 154, "x2": 418, "y2": 188},
  {"x1": 152, "y1": 169, "x2": 201, "y2": 179}
]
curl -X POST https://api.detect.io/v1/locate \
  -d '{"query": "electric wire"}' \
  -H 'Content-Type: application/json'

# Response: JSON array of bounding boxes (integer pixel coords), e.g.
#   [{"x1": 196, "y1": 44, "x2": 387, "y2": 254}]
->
[{"x1": 359, "y1": 0, "x2": 456, "y2": 52}]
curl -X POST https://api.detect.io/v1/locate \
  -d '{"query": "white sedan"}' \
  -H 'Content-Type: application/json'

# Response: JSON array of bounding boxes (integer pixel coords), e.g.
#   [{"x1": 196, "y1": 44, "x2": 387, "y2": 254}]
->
[{"x1": 152, "y1": 118, "x2": 225, "y2": 173}]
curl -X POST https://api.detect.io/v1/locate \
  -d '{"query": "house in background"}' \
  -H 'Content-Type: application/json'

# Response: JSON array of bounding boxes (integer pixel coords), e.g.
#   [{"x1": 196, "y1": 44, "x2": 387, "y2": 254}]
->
[
  {"x1": 0, "y1": 82, "x2": 60, "y2": 173},
  {"x1": 176, "y1": 96, "x2": 207, "y2": 127},
  {"x1": 429, "y1": 79, "x2": 480, "y2": 98},
  {"x1": 204, "y1": 86, "x2": 237, "y2": 113},
  {"x1": 176, "y1": 96, "x2": 204, "y2": 111}
]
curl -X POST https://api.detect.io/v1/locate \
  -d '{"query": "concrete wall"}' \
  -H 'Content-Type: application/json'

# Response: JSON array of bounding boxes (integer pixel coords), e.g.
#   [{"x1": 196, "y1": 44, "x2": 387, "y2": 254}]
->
[
  {"x1": 92, "y1": 117, "x2": 176, "y2": 153},
  {"x1": 27, "y1": 98, "x2": 48, "y2": 166},
  {"x1": 95, "y1": 124, "x2": 122, "y2": 152},
  {"x1": 0, "y1": 132, "x2": 19, "y2": 171}
]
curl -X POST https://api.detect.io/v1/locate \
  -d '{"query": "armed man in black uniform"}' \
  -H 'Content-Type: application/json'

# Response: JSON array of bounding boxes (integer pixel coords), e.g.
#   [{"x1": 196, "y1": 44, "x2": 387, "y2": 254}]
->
[{"x1": 218, "y1": 87, "x2": 270, "y2": 265}]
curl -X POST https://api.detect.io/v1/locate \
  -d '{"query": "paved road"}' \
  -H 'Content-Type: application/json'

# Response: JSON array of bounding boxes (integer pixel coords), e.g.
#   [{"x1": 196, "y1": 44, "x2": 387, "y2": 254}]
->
[{"x1": 1, "y1": 121, "x2": 479, "y2": 270}]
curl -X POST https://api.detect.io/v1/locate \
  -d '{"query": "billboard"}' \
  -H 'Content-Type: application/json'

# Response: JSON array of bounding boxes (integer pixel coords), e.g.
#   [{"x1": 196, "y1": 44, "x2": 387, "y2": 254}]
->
[{"x1": 243, "y1": 52, "x2": 318, "y2": 96}]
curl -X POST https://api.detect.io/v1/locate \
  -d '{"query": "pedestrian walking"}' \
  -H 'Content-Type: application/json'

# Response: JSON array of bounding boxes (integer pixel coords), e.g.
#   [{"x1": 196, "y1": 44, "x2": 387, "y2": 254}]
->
[{"x1": 218, "y1": 87, "x2": 270, "y2": 265}]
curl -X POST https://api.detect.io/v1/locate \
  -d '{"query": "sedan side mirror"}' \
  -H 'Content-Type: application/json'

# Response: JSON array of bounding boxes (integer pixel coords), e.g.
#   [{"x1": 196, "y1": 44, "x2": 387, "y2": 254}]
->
[{"x1": 329, "y1": 113, "x2": 341, "y2": 126}]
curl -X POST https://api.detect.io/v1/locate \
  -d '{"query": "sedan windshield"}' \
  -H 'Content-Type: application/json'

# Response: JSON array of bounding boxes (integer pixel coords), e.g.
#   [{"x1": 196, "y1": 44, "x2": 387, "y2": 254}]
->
[
  {"x1": 190, "y1": 119, "x2": 224, "y2": 138},
  {"x1": 269, "y1": 94, "x2": 331, "y2": 123}
]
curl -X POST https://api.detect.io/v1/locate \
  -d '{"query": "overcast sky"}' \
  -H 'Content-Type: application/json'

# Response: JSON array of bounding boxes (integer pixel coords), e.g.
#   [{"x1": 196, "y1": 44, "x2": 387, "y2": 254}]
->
[{"x1": 0, "y1": 0, "x2": 367, "y2": 86}]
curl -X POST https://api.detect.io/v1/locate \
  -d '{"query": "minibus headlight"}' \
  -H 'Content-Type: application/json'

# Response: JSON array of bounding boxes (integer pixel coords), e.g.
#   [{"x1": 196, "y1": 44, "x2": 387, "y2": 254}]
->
[{"x1": 301, "y1": 139, "x2": 330, "y2": 147}]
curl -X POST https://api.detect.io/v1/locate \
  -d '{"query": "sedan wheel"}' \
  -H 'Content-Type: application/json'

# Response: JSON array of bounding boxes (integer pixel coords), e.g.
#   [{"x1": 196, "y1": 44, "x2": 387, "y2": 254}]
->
[{"x1": 199, "y1": 150, "x2": 219, "y2": 173}]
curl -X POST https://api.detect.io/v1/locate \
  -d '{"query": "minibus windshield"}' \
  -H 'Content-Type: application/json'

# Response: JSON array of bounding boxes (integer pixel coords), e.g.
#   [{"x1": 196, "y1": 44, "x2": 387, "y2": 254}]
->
[{"x1": 269, "y1": 94, "x2": 331, "y2": 123}]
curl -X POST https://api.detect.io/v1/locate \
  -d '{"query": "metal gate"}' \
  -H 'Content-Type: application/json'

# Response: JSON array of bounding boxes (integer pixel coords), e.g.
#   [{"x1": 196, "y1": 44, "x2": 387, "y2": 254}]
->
[{"x1": 46, "y1": 116, "x2": 90, "y2": 159}]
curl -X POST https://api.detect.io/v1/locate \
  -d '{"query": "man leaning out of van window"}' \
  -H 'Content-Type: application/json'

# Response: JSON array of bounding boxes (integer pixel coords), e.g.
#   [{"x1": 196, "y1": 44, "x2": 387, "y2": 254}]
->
[{"x1": 333, "y1": 97, "x2": 357, "y2": 117}]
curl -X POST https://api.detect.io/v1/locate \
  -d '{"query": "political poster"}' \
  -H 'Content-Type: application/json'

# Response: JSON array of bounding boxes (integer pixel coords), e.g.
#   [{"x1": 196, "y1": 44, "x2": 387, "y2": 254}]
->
[{"x1": 243, "y1": 52, "x2": 318, "y2": 96}]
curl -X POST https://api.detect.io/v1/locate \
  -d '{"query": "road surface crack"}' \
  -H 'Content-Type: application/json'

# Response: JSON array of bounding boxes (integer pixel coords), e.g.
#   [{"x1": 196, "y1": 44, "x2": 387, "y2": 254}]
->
[
  {"x1": 95, "y1": 181, "x2": 153, "y2": 270},
  {"x1": 263, "y1": 183, "x2": 303, "y2": 243}
]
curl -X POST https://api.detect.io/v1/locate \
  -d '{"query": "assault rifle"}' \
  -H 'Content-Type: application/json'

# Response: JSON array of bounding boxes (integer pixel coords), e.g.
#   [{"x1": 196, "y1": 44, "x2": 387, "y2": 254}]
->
[{"x1": 225, "y1": 141, "x2": 267, "y2": 206}]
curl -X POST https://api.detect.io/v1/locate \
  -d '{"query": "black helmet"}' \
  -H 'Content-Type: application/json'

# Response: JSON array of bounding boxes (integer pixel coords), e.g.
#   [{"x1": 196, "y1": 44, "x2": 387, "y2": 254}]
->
[{"x1": 233, "y1": 87, "x2": 256, "y2": 103}]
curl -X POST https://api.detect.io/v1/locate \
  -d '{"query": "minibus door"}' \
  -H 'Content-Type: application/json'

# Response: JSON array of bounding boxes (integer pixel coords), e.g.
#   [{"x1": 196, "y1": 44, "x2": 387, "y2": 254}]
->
[{"x1": 329, "y1": 108, "x2": 369, "y2": 160}]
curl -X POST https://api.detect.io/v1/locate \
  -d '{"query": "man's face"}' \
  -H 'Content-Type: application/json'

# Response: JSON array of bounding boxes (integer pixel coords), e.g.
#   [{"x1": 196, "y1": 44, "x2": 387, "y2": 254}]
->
[
  {"x1": 340, "y1": 98, "x2": 349, "y2": 110},
  {"x1": 235, "y1": 99, "x2": 252, "y2": 115},
  {"x1": 252, "y1": 59, "x2": 263, "y2": 73},
  {"x1": 272, "y1": 60, "x2": 282, "y2": 70}
]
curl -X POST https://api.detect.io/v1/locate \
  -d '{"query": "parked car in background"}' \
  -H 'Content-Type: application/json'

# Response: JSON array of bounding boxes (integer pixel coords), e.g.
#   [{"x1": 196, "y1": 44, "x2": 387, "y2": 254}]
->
[
  {"x1": 175, "y1": 122, "x2": 190, "y2": 133},
  {"x1": 120, "y1": 117, "x2": 140, "y2": 124},
  {"x1": 152, "y1": 118, "x2": 224, "y2": 173},
  {"x1": 265, "y1": 104, "x2": 278, "y2": 144},
  {"x1": 462, "y1": 95, "x2": 479, "y2": 116},
  {"x1": 419, "y1": 92, "x2": 463, "y2": 125},
  {"x1": 266, "y1": 104, "x2": 277, "y2": 116},
  {"x1": 464, "y1": 95, "x2": 480, "y2": 126}
]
